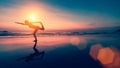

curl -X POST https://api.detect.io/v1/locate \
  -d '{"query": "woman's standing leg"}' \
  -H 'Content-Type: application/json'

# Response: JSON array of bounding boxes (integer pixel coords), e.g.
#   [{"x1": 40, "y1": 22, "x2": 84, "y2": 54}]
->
[{"x1": 33, "y1": 29, "x2": 38, "y2": 42}]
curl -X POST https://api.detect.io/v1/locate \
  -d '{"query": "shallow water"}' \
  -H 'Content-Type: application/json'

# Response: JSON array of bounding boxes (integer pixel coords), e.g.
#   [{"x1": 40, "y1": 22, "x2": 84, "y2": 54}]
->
[{"x1": 0, "y1": 34, "x2": 120, "y2": 68}]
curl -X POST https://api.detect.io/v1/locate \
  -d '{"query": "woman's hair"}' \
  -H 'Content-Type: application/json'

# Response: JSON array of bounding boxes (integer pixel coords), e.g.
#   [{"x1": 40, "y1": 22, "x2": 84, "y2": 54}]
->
[{"x1": 24, "y1": 20, "x2": 29, "y2": 25}]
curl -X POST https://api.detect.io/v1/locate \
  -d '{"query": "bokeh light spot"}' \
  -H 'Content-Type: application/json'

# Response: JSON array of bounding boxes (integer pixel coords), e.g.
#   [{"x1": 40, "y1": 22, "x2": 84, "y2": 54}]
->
[
  {"x1": 70, "y1": 37, "x2": 87, "y2": 50},
  {"x1": 89, "y1": 44, "x2": 103, "y2": 60},
  {"x1": 97, "y1": 47, "x2": 115, "y2": 65}
]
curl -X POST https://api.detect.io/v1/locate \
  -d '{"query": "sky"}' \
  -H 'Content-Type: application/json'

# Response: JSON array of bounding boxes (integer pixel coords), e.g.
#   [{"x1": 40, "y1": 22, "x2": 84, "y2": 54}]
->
[{"x1": 0, "y1": 0, "x2": 120, "y2": 32}]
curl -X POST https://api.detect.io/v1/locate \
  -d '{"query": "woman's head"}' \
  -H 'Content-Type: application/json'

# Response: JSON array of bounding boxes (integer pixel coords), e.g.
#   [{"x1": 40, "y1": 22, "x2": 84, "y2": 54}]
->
[{"x1": 24, "y1": 20, "x2": 29, "y2": 25}]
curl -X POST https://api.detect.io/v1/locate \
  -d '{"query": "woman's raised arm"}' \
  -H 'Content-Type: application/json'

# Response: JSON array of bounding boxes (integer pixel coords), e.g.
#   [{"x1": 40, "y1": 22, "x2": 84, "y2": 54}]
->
[{"x1": 15, "y1": 22, "x2": 26, "y2": 25}]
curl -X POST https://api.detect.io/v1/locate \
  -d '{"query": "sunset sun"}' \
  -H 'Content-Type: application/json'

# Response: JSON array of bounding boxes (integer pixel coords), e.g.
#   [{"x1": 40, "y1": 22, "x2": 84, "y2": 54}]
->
[
  {"x1": 30, "y1": 15, "x2": 36, "y2": 20},
  {"x1": 29, "y1": 15, "x2": 36, "y2": 22}
]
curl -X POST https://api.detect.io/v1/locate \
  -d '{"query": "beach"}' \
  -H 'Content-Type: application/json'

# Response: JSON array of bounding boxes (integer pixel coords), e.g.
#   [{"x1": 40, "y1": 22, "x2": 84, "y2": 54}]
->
[{"x1": 0, "y1": 34, "x2": 120, "y2": 68}]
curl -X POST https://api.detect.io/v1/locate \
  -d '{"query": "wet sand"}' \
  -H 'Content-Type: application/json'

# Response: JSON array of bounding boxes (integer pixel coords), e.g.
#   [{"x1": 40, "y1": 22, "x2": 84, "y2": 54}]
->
[{"x1": 0, "y1": 34, "x2": 120, "y2": 68}]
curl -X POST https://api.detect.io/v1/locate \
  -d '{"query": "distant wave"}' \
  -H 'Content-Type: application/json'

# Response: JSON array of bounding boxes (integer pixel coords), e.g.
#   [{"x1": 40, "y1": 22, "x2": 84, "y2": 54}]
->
[{"x1": 0, "y1": 31, "x2": 120, "y2": 36}]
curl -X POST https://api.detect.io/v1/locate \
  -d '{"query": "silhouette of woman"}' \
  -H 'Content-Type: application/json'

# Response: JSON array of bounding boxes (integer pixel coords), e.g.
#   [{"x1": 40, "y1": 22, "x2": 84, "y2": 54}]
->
[{"x1": 15, "y1": 20, "x2": 45, "y2": 42}]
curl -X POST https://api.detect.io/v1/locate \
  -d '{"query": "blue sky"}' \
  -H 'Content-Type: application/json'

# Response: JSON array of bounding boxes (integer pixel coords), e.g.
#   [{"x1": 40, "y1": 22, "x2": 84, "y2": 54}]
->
[
  {"x1": 0, "y1": 0, "x2": 120, "y2": 31},
  {"x1": 40, "y1": 0, "x2": 120, "y2": 20}
]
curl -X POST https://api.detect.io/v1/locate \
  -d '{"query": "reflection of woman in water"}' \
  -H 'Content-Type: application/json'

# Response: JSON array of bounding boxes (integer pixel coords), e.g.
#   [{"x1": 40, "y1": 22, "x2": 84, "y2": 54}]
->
[
  {"x1": 15, "y1": 20, "x2": 45, "y2": 42},
  {"x1": 16, "y1": 40, "x2": 45, "y2": 62}
]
